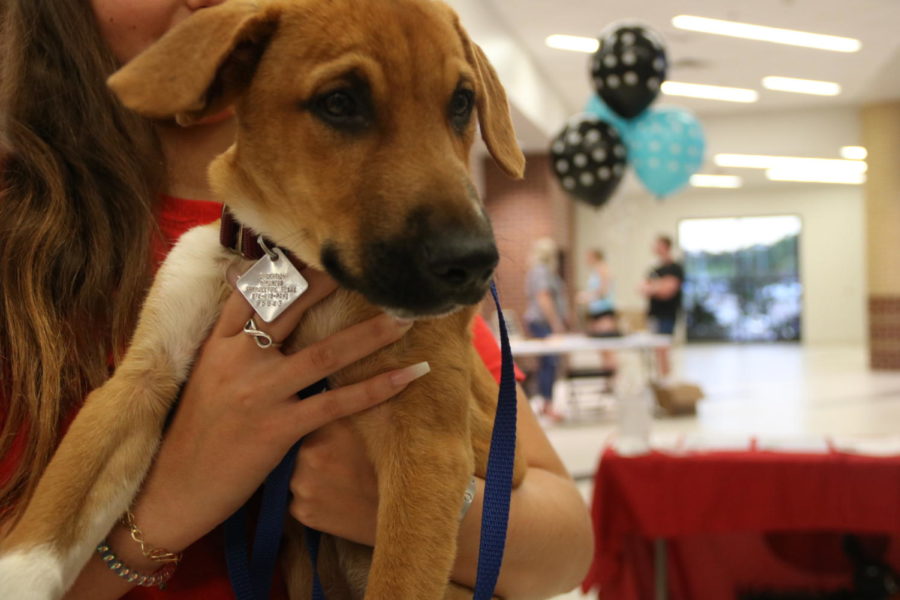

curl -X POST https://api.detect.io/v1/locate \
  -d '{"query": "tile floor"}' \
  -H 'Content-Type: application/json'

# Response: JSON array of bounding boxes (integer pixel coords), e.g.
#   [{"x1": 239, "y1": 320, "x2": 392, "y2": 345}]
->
[{"x1": 542, "y1": 342, "x2": 900, "y2": 599}]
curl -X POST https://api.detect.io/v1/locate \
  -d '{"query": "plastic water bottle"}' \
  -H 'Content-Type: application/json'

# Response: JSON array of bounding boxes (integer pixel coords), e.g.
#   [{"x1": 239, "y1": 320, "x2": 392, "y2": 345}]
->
[{"x1": 614, "y1": 387, "x2": 653, "y2": 456}]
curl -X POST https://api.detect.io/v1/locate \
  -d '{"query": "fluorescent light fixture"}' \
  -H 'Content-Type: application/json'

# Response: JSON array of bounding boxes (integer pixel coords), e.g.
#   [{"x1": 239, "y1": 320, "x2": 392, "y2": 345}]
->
[
  {"x1": 672, "y1": 15, "x2": 861, "y2": 53},
  {"x1": 545, "y1": 34, "x2": 599, "y2": 53},
  {"x1": 840, "y1": 146, "x2": 868, "y2": 160},
  {"x1": 661, "y1": 81, "x2": 758, "y2": 103},
  {"x1": 766, "y1": 167, "x2": 866, "y2": 184},
  {"x1": 690, "y1": 174, "x2": 743, "y2": 188},
  {"x1": 714, "y1": 153, "x2": 867, "y2": 174},
  {"x1": 762, "y1": 76, "x2": 841, "y2": 96}
]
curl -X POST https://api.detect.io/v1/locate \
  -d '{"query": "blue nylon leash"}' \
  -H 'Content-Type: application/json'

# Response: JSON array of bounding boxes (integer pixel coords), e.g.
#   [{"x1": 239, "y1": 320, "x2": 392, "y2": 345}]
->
[
  {"x1": 250, "y1": 438, "x2": 302, "y2": 599},
  {"x1": 303, "y1": 526, "x2": 326, "y2": 600},
  {"x1": 223, "y1": 503, "x2": 255, "y2": 600},
  {"x1": 225, "y1": 380, "x2": 328, "y2": 600},
  {"x1": 226, "y1": 281, "x2": 516, "y2": 599},
  {"x1": 472, "y1": 282, "x2": 518, "y2": 600}
]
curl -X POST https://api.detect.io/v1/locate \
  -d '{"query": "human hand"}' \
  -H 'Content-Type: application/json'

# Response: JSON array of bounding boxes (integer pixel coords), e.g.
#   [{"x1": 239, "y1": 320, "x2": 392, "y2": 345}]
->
[
  {"x1": 122, "y1": 267, "x2": 427, "y2": 557},
  {"x1": 289, "y1": 419, "x2": 379, "y2": 546}
]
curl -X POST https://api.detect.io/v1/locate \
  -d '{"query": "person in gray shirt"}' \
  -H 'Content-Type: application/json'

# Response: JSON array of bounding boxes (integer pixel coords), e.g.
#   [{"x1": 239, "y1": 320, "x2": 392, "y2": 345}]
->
[{"x1": 523, "y1": 237, "x2": 569, "y2": 421}]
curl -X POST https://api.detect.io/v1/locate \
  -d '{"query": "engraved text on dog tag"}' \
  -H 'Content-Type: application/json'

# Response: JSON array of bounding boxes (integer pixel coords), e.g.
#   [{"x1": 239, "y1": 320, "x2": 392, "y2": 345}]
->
[{"x1": 236, "y1": 247, "x2": 308, "y2": 322}]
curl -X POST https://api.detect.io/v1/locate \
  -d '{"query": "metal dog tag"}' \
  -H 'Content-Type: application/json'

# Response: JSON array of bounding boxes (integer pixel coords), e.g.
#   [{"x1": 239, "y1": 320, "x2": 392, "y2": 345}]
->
[{"x1": 236, "y1": 247, "x2": 309, "y2": 322}]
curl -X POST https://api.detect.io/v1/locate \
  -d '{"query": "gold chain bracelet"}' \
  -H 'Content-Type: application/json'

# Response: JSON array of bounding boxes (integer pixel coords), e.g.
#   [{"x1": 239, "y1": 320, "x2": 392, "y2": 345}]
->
[{"x1": 121, "y1": 511, "x2": 183, "y2": 565}]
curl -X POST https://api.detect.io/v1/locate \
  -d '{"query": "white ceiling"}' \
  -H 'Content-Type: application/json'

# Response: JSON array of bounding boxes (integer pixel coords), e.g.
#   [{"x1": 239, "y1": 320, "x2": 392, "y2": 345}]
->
[{"x1": 480, "y1": 0, "x2": 900, "y2": 132}]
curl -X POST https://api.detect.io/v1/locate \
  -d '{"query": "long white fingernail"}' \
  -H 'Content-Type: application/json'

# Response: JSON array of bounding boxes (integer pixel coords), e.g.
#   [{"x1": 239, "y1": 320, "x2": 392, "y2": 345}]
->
[{"x1": 390, "y1": 361, "x2": 431, "y2": 387}]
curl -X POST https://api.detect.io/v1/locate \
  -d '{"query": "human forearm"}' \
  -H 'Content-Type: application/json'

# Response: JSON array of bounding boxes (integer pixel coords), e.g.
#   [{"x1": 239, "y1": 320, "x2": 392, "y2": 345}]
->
[
  {"x1": 288, "y1": 385, "x2": 593, "y2": 598},
  {"x1": 61, "y1": 482, "x2": 188, "y2": 599},
  {"x1": 647, "y1": 276, "x2": 679, "y2": 300},
  {"x1": 62, "y1": 435, "x2": 234, "y2": 599},
  {"x1": 451, "y1": 469, "x2": 593, "y2": 599},
  {"x1": 62, "y1": 534, "x2": 156, "y2": 600}
]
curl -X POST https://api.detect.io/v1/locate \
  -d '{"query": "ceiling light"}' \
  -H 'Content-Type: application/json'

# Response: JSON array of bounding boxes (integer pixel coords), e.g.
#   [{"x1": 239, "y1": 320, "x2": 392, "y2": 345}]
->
[
  {"x1": 766, "y1": 168, "x2": 866, "y2": 185},
  {"x1": 714, "y1": 153, "x2": 867, "y2": 173},
  {"x1": 672, "y1": 15, "x2": 861, "y2": 53},
  {"x1": 762, "y1": 76, "x2": 841, "y2": 96},
  {"x1": 545, "y1": 34, "x2": 599, "y2": 53},
  {"x1": 840, "y1": 146, "x2": 868, "y2": 160},
  {"x1": 690, "y1": 174, "x2": 743, "y2": 188},
  {"x1": 661, "y1": 81, "x2": 758, "y2": 103}
]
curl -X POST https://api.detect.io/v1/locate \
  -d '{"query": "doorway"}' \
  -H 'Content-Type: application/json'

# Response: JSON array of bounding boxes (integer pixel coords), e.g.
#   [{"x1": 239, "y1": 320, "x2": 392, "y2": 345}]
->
[{"x1": 679, "y1": 215, "x2": 802, "y2": 342}]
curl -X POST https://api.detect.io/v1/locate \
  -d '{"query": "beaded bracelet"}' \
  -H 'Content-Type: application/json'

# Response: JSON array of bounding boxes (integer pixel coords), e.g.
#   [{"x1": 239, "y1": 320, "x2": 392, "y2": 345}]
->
[
  {"x1": 459, "y1": 476, "x2": 478, "y2": 520},
  {"x1": 96, "y1": 541, "x2": 177, "y2": 589}
]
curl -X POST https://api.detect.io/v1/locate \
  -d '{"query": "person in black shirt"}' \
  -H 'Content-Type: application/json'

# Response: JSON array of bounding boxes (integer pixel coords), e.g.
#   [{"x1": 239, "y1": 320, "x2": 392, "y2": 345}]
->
[{"x1": 640, "y1": 235, "x2": 684, "y2": 379}]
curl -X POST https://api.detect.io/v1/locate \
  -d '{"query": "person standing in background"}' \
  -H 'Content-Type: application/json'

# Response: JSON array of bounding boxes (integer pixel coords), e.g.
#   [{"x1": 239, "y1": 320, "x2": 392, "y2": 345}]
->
[
  {"x1": 577, "y1": 248, "x2": 618, "y2": 371},
  {"x1": 579, "y1": 248, "x2": 617, "y2": 336},
  {"x1": 640, "y1": 235, "x2": 684, "y2": 381},
  {"x1": 523, "y1": 237, "x2": 568, "y2": 421}
]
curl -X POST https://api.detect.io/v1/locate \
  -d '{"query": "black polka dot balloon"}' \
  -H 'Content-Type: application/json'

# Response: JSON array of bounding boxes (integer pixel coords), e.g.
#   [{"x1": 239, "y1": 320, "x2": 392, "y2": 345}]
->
[
  {"x1": 590, "y1": 22, "x2": 667, "y2": 119},
  {"x1": 550, "y1": 115, "x2": 627, "y2": 208}
]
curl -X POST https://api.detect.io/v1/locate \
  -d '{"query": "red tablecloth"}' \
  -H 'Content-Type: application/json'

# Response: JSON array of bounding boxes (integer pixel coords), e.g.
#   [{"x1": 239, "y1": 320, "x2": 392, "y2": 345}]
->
[{"x1": 582, "y1": 444, "x2": 900, "y2": 599}]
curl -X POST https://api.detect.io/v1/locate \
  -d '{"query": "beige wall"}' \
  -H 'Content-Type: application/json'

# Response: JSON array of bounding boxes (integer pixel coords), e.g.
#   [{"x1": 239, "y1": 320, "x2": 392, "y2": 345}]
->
[{"x1": 572, "y1": 184, "x2": 866, "y2": 344}]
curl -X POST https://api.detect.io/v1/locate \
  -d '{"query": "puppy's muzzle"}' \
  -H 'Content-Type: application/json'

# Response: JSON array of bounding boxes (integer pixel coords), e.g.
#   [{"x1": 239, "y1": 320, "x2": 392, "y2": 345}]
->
[
  {"x1": 423, "y1": 229, "x2": 499, "y2": 295},
  {"x1": 322, "y1": 226, "x2": 499, "y2": 317},
  {"x1": 381, "y1": 227, "x2": 499, "y2": 315}
]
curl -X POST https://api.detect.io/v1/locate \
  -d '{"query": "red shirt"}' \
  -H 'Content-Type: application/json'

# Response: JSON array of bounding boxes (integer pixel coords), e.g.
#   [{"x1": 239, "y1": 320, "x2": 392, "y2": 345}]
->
[{"x1": 3, "y1": 195, "x2": 520, "y2": 598}]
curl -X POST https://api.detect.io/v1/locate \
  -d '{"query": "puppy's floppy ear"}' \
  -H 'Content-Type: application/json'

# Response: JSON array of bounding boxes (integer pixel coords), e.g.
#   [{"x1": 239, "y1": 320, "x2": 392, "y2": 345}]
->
[
  {"x1": 453, "y1": 18, "x2": 526, "y2": 179},
  {"x1": 107, "y1": 0, "x2": 280, "y2": 125}
]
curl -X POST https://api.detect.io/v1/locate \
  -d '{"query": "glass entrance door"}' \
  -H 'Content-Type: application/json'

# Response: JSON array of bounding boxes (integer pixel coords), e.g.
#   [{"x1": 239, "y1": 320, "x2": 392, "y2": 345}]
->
[{"x1": 679, "y1": 216, "x2": 802, "y2": 342}]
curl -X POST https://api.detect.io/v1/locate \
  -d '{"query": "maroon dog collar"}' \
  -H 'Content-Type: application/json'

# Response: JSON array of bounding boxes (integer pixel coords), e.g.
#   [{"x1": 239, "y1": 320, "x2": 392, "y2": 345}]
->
[{"x1": 219, "y1": 205, "x2": 271, "y2": 260}]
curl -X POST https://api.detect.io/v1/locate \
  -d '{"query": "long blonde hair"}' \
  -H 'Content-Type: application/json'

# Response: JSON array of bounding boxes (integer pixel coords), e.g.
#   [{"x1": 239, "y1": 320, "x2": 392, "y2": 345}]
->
[
  {"x1": 0, "y1": 1, "x2": 165, "y2": 524},
  {"x1": 531, "y1": 237, "x2": 559, "y2": 271}
]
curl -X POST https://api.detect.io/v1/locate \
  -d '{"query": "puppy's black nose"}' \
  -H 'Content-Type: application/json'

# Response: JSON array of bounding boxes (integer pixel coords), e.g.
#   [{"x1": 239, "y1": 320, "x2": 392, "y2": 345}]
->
[{"x1": 424, "y1": 232, "x2": 499, "y2": 290}]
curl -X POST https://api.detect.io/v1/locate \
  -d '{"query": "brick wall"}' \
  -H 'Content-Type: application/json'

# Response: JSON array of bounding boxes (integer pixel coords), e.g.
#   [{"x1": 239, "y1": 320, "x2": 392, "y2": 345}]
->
[
  {"x1": 482, "y1": 153, "x2": 575, "y2": 331},
  {"x1": 869, "y1": 297, "x2": 900, "y2": 369}
]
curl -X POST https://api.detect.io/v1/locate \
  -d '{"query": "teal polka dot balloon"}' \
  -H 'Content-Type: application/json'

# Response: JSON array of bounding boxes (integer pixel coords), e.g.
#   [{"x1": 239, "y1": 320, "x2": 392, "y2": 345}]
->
[
  {"x1": 584, "y1": 95, "x2": 628, "y2": 136},
  {"x1": 627, "y1": 106, "x2": 705, "y2": 197}
]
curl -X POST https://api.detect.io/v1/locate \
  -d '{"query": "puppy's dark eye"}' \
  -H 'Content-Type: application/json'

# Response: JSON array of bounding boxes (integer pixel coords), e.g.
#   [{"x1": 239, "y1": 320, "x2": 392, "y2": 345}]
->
[
  {"x1": 322, "y1": 91, "x2": 356, "y2": 118},
  {"x1": 451, "y1": 89, "x2": 474, "y2": 117},
  {"x1": 311, "y1": 88, "x2": 371, "y2": 131},
  {"x1": 449, "y1": 88, "x2": 475, "y2": 131}
]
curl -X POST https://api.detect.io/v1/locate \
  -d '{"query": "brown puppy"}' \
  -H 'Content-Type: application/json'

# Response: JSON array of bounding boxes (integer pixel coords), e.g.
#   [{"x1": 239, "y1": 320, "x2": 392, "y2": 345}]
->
[{"x1": 0, "y1": 0, "x2": 527, "y2": 599}]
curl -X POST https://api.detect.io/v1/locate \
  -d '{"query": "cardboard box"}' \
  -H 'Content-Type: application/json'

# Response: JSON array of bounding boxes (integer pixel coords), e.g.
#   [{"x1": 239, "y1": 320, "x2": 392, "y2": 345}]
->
[{"x1": 652, "y1": 382, "x2": 703, "y2": 416}]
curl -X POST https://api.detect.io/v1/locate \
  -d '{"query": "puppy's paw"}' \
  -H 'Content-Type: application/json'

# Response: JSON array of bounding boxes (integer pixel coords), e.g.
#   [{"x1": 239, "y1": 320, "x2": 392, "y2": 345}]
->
[{"x1": 0, "y1": 546, "x2": 66, "y2": 600}]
